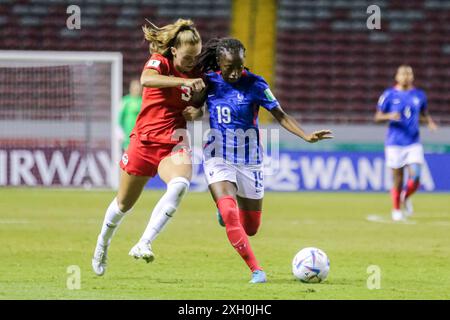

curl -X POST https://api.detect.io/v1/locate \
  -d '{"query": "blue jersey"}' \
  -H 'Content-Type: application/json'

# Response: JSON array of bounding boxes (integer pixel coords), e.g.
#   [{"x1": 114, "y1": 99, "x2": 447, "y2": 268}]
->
[
  {"x1": 203, "y1": 70, "x2": 280, "y2": 164},
  {"x1": 377, "y1": 87, "x2": 427, "y2": 146}
]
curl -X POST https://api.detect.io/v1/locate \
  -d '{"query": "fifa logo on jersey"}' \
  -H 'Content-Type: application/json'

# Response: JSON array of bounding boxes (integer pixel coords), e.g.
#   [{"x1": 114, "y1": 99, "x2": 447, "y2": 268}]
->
[
  {"x1": 264, "y1": 89, "x2": 276, "y2": 102},
  {"x1": 147, "y1": 59, "x2": 161, "y2": 68},
  {"x1": 122, "y1": 153, "x2": 129, "y2": 166}
]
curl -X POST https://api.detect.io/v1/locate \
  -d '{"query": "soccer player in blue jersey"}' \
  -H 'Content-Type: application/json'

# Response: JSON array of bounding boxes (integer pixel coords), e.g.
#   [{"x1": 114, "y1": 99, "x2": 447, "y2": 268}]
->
[
  {"x1": 195, "y1": 38, "x2": 333, "y2": 283},
  {"x1": 375, "y1": 65, "x2": 437, "y2": 221}
]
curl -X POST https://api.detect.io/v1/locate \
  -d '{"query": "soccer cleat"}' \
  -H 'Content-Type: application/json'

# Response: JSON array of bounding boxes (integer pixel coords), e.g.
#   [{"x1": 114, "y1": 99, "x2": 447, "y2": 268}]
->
[
  {"x1": 92, "y1": 242, "x2": 108, "y2": 276},
  {"x1": 401, "y1": 191, "x2": 414, "y2": 217},
  {"x1": 404, "y1": 198, "x2": 413, "y2": 217},
  {"x1": 129, "y1": 241, "x2": 155, "y2": 263},
  {"x1": 391, "y1": 209, "x2": 404, "y2": 222},
  {"x1": 249, "y1": 270, "x2": 267, "y2": 284},
  {"x1": 217, "y1": 210, "x2": 225, "y2": 227}
]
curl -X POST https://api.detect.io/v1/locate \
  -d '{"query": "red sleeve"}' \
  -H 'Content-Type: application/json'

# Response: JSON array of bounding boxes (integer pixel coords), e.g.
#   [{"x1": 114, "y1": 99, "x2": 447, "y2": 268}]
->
[{"x1": 143, "y1": 53, "x2": 169, "y2": 75}]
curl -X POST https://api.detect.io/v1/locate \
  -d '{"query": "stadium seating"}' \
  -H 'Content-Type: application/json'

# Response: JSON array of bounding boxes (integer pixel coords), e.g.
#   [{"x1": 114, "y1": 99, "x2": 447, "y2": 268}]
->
[
  {"x1": 0, "y1": 0, "x2": 448, "y2": 124},
  {"x1": 0, "y1": 0, "x2": 230, "y2": 100},
  {"x1": 275, "y1": 0, "x2": 450, "y2": 124}
]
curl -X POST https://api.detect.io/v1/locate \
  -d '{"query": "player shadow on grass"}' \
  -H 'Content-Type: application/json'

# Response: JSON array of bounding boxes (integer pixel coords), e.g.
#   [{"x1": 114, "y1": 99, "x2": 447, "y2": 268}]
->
[{"x1": 263, "y1": 278, "x2": 333, "y2": 286}]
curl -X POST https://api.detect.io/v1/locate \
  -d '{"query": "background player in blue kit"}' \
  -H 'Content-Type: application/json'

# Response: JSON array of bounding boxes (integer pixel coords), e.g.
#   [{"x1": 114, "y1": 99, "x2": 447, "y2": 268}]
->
[
  {"x1": 195, "y1": 38, "x2": 333, "y2": 283},
  {"x1": 375, "y1": 65, "x2": 438, "y2": 221}
]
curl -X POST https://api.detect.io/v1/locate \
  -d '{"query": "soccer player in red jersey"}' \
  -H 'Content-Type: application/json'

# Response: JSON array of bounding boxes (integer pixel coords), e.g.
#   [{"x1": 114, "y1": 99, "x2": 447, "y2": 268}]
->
[{"x1": 92, "y1": 19, "x2": 205, "y2": 276}]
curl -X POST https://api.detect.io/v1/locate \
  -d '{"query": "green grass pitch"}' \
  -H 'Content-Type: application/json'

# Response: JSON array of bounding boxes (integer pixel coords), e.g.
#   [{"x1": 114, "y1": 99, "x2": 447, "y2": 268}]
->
[{"x1": 0, "y1": 188, "x2": 449, "y2": 299}]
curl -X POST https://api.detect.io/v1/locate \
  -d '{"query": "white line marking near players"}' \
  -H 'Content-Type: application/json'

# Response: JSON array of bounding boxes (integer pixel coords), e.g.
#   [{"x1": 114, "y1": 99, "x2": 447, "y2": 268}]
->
[
  {"x1": 0, "y1": 219, "x2": 31, "y2": 224},
  {"x1": 67, "y1": 219, "x2": 99, "y2": 224},
  {"x1": 422, "y1": 221, "x2": 450, "y2": 226},
  {"x1": 366, "y1": 214, "x2": 417, "y2": 225},
  {"x1": 0, "y1": 219, "x2": 99, "y2": 225}
]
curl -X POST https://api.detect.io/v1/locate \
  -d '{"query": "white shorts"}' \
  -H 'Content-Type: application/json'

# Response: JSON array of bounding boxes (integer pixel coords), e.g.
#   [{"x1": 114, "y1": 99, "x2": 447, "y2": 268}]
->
[
  {"x1": 385, "y1": 143, "x2": 425, "y2": 169},
  {"x1": 203, "y1": 157, "x2": 264, "y2": 199}
]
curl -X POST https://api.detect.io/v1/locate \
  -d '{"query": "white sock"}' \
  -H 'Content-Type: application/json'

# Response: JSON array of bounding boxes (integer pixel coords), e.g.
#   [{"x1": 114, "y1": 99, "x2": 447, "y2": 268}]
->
[
  {"x1": 140, "y1": 177, "x2": 190, "y2": 244},
  {"x1": 97, "y1": 197, "x2": 130, "y2": 246}
]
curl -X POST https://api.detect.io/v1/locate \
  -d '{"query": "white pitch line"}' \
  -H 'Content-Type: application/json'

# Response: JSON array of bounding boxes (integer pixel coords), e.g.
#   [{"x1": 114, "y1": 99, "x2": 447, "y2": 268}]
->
[
  {"x1": 422, "y1": 220, "x2": 450, "y2": 226},
  {"x1": 0, "y1": 219, "x2": 99, "y2": 225},
  {"x1": 0, "y1": 220, "x2": 31, "y2": 224},
  {"x1": 366, "y1": 214, "x2": 417, "y2": 225}
]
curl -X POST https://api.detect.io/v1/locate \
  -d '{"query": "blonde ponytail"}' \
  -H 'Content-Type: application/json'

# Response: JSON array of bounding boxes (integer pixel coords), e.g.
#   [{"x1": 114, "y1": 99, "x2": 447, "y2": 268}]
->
[{"x1": 142, "y1": 19, "x2": 201, "y2": 57}]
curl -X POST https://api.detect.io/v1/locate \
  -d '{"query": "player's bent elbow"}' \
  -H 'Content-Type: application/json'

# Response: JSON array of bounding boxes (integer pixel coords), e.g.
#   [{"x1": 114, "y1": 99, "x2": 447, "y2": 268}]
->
[
  {"x1": 140, "y1": 76, "x2": 153, "y2": 88},
  {"x1": 140, "y1": 70, "x2": 160, "y2": 88}
]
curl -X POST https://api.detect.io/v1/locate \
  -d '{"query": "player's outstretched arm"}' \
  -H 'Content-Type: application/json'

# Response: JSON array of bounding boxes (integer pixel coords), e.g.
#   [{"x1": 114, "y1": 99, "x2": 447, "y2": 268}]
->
[
  {"x1": 140, "y1": 69, "x2": 205, "y2": 92},
  {"x1": 420, "y1": 110, "x2": 438, "y2": 131},
  {"x1": 270, "y1": 106, "x2": 333, "y2": 143}
]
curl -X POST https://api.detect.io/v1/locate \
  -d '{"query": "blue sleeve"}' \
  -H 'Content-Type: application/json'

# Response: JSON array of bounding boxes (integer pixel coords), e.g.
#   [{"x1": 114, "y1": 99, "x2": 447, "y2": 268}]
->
[
  {"x1": 204, "y1": 72, "x2": 213, "y2": 86},
  {"x1": 420, "y1": 90, "x2": 428, "y2": 112},
  {"x1": 253, "y1": 77, "x2": 280, "y2": 111},
  {"x1": 204, "y1": 72, "x2": 216, "y2": 94},
  {"x1": 377, "y1": 90, "x2": 391, "y2": 113}
]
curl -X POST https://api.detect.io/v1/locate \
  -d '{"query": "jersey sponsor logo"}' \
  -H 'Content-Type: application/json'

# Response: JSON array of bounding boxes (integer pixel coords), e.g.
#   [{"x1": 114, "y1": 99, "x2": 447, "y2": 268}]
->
[
  {"x1": 122, "y1": 153, "x2": 129, "y2": 166},
  {"x1": 264, "y1": 88, "x2": 276, "y2": 102},
  {"x1": 147, "y1": 59, "x2": 161, "y2": 68},
  {"x1": 392, "y1": 99, "x2": 401, "y2": 104}
]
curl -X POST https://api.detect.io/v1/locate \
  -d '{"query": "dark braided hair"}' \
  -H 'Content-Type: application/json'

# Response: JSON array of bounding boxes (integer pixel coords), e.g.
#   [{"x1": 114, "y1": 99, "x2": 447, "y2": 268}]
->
[{"x1": 196, "y1": 37, "x2": 246, "y2": 73}]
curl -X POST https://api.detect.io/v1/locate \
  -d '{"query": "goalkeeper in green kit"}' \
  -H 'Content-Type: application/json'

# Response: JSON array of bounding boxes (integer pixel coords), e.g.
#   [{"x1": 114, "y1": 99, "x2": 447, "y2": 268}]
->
[{"x1": 119, "y1": 79, "x2": 142, "y2": 150}]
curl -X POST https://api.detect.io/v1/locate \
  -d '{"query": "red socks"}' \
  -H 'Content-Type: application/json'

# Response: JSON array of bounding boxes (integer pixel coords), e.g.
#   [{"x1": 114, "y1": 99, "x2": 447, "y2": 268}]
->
[
  {"x1": 392, "y1": 179, "x2": 420, "y2": 210},
  {"x1": 216, "y1": 196, "x2": 261, "y2": 272},
  {"x1": 404, "y1": 179, "x2": 420, "y2": 199},
  {"x1": 239, "y1": 209, "x2": 261, "y2": 236},
  {"x1": 391, "y1": 187, "x2": 401, "y2": 210}
]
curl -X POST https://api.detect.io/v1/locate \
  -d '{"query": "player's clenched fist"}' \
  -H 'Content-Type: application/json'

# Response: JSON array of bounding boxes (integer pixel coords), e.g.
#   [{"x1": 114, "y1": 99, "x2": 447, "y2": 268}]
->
[{"x1": 184, "y1": 78, "x2": 205, "y2": 92}]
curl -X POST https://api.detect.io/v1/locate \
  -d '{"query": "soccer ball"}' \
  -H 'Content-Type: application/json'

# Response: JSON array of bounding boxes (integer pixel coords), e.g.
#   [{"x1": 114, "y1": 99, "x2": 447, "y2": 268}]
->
[{"x1": 292, "y1": 247, "x2": 330, "y2": 283}]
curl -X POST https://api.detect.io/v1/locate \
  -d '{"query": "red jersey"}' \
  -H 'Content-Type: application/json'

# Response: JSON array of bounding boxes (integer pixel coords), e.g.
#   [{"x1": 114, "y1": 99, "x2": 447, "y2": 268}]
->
[{"x1": 132, "y1": 53, "x2": 198, "y2": 144}]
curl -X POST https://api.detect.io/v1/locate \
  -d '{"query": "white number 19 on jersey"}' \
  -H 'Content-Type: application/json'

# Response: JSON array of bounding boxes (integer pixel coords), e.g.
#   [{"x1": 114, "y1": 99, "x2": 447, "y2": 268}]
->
[{"x1": 216, "y1": 106, "x2": 231, "y2": 124}]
